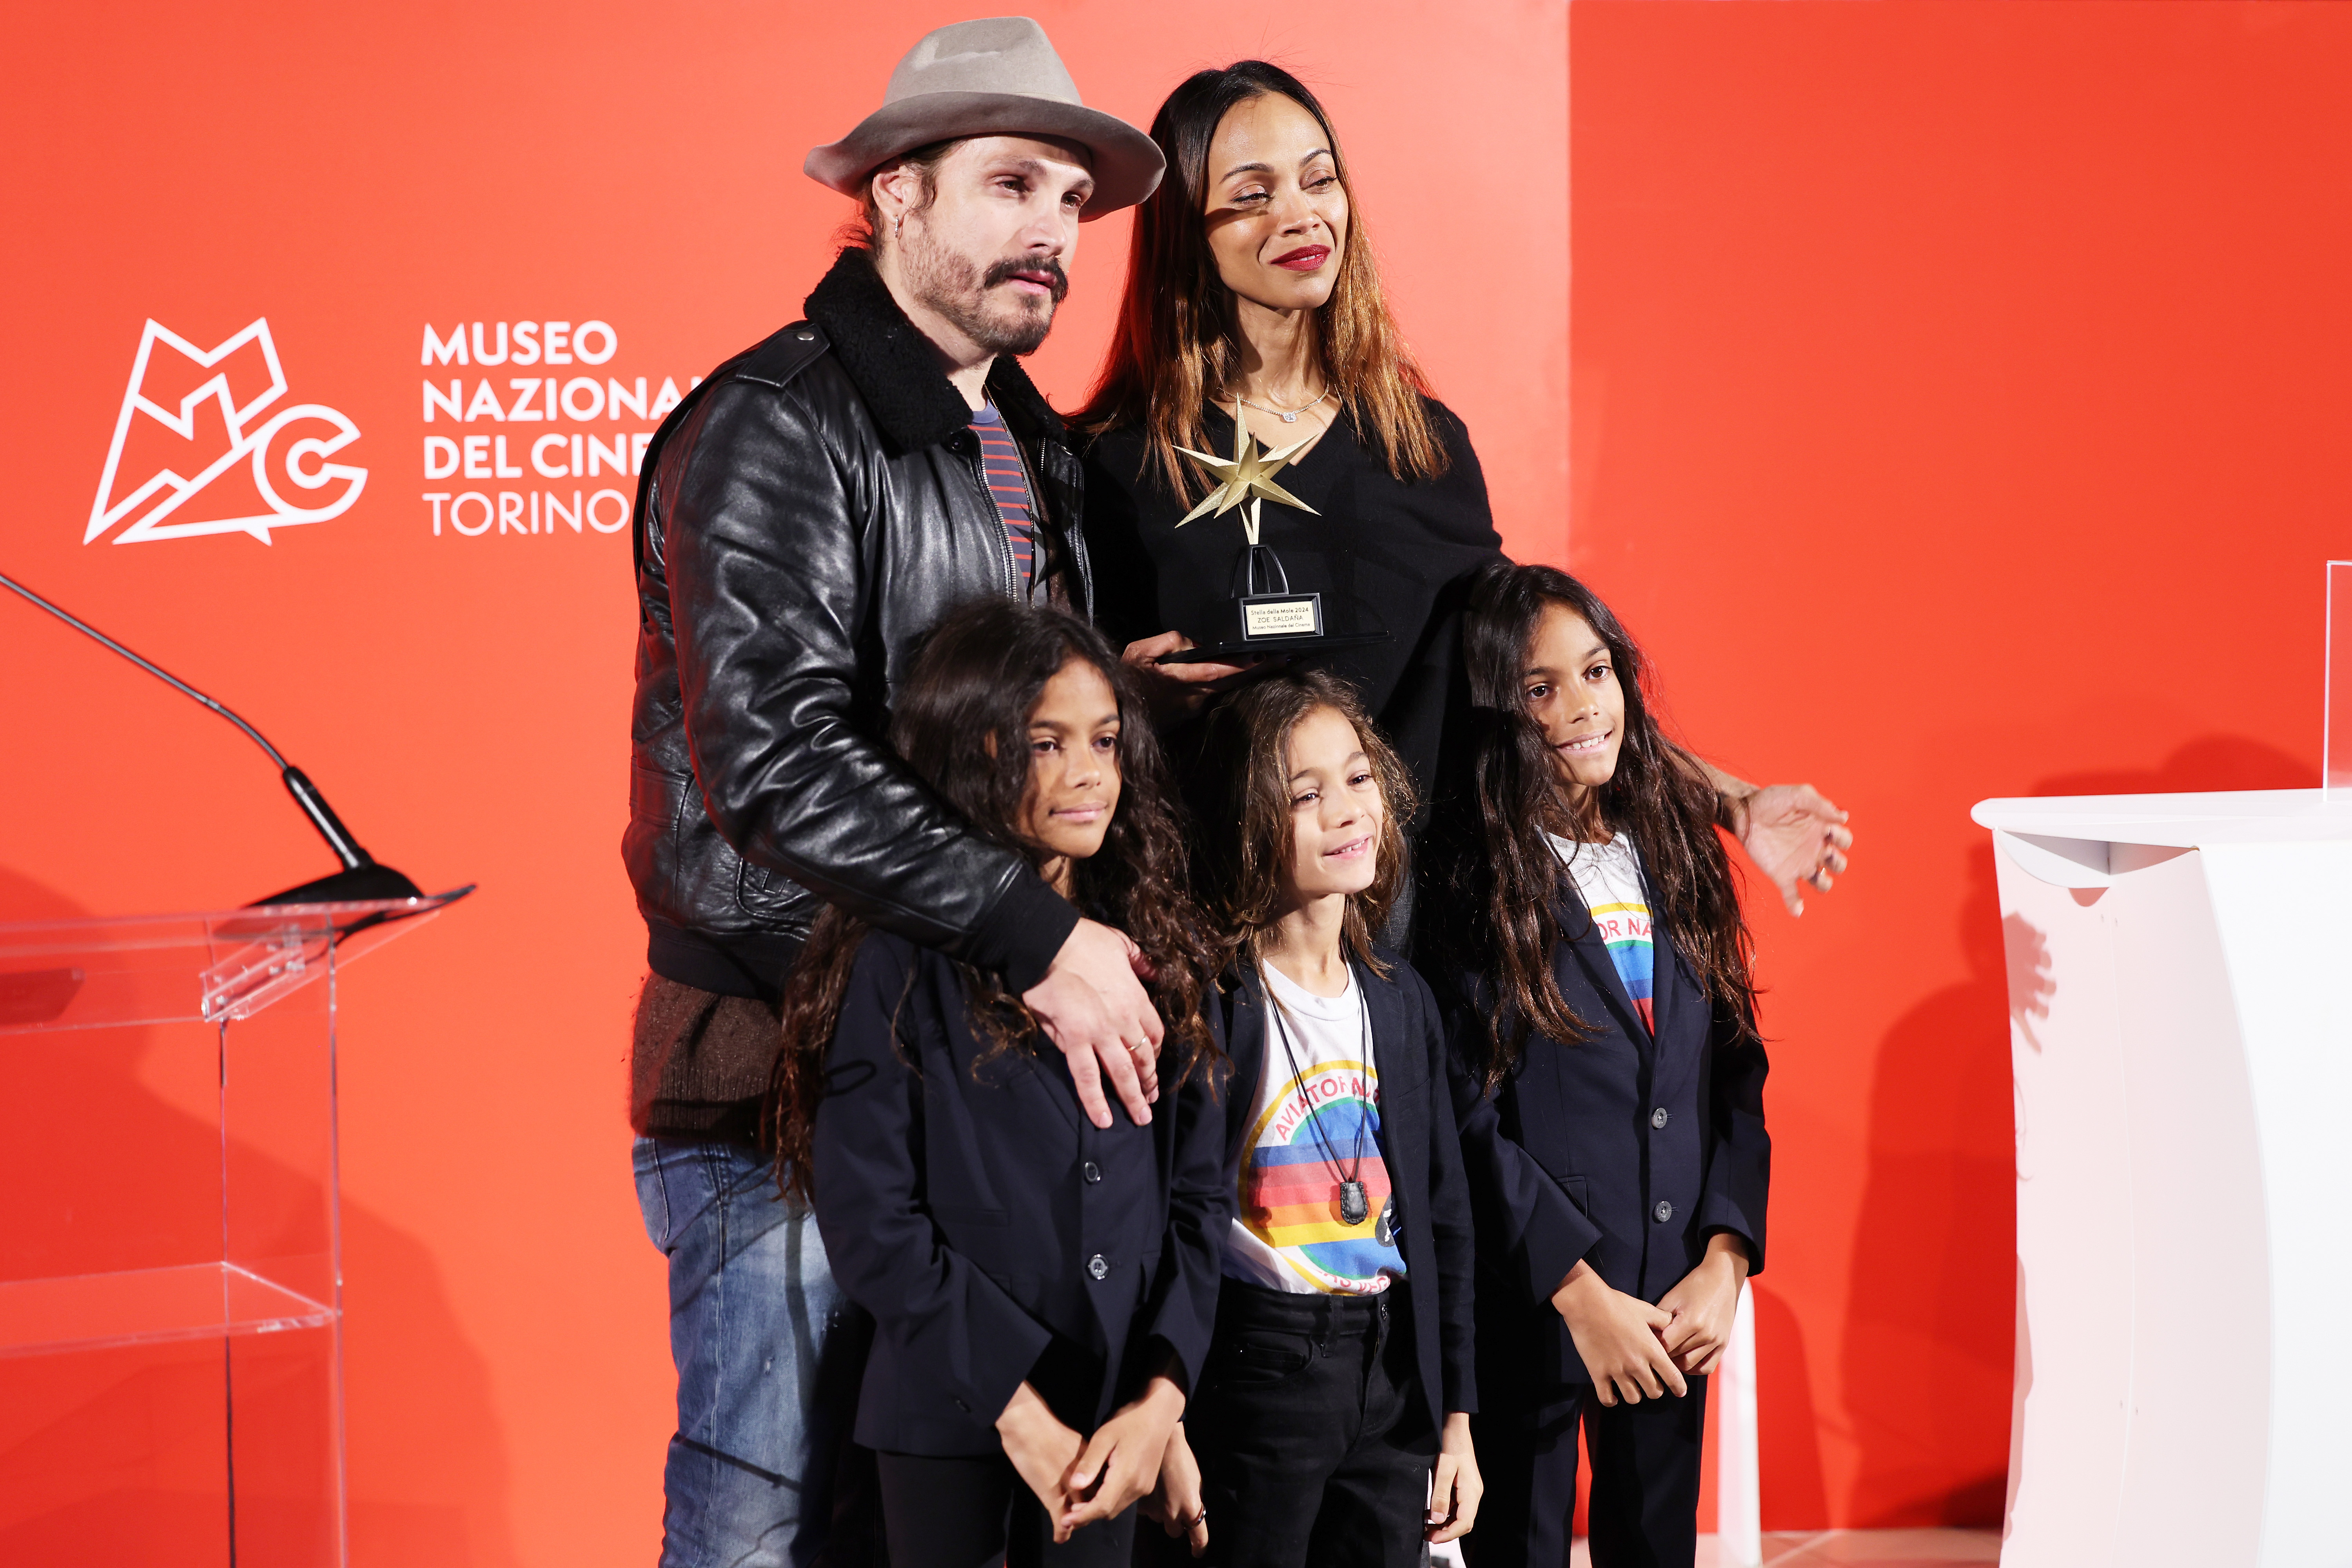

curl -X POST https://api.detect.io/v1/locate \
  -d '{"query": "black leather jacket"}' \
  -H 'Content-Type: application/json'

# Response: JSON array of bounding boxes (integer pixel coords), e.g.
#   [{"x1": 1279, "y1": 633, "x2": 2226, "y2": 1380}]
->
[{"x1": 624, "y1": 248, "x2": 1091, "y2": 1000}]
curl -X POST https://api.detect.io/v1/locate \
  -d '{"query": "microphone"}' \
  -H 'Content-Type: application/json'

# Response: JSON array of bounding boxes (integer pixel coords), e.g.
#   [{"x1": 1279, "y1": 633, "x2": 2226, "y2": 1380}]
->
[{"x1": 2, "y1": 570, "x2": 441, "y2": 907}]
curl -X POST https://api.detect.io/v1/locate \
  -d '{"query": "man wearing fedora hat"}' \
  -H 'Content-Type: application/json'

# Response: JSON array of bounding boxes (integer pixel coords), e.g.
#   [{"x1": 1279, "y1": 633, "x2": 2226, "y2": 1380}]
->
[{"x1": 621, "y1": 17, "x2": 1167, "y2": 1567}]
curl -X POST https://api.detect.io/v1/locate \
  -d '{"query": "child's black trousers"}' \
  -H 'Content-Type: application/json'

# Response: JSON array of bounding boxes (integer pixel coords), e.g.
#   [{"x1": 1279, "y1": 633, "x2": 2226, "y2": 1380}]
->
[
  {"x1": 1183, "y1": 1281, "x2": 1438, "y2": 1568},
  {"x1": 1466, "y1": 1375, "x2": 1709, "y2": 1568}
]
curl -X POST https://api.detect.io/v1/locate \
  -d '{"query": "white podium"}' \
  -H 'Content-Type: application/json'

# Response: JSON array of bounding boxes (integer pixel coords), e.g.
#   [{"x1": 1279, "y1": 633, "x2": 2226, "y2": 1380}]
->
[{"x1": 1972, "y1": 789, "x2": 2352, "y2": 1568}]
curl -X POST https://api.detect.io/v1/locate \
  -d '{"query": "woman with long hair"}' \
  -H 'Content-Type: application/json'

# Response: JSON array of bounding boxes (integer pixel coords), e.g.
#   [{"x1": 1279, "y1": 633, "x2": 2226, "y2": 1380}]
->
[
  {"x1": 1420, "y1": 561, "x2": 1771, "y2": 1568},
  {"x1": 772, "y1": 599, "x2": 1229, "y2": 1566},
  {"x1": 1078, "y1": 60, "x2": 1854, "y2": 919},
  {"x1": 1077, "y1": 61, "x2": 1500, "y2": 803}
]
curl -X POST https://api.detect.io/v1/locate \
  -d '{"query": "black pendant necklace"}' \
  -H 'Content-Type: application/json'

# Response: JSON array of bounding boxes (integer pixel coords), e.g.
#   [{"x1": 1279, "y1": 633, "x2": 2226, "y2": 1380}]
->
[{"x1": 1267, "y1": 969, "x2": 1379, "y2": 1230}]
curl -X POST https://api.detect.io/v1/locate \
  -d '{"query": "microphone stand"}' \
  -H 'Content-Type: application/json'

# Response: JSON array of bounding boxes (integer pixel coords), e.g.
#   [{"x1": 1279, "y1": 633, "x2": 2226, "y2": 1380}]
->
[{"x1": 1, "y1": 570, "x2": 452, "y2": 907}]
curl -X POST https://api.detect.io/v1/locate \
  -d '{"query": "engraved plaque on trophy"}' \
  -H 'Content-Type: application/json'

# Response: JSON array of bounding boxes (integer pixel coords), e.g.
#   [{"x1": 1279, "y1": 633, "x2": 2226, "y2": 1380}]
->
[{"x1": 1152, "y1": 419, "x2": 1392, "y2": 666}]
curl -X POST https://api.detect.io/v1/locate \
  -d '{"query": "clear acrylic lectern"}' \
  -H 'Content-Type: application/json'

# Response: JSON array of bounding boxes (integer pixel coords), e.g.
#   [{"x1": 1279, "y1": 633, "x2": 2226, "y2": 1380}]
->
[{"x1": 0, "y1": 895, "x2": 461, "y2": 1566}]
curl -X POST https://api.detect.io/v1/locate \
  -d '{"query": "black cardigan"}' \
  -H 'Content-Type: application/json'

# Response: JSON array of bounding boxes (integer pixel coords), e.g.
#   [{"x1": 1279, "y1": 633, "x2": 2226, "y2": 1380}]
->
[
  {"x1": 1443, "y1": 879, "x2": 1770, "y2": 1408},
  {"x1": 1083, "y1": 402, "x2": 1504, "y2": 802},
  {"x1": 1219, "y1": 952, "x2": 1479, "y2": 1423},
  {"x1": 813, "y1": 932, "x2": 1230, "y2": 1456}
]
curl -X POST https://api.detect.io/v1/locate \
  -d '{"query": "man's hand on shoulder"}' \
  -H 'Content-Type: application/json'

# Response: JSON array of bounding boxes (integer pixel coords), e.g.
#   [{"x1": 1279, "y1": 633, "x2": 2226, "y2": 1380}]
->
[{"x1": 1024, "y1": 918, "x2": 1164, "y2": 1128}]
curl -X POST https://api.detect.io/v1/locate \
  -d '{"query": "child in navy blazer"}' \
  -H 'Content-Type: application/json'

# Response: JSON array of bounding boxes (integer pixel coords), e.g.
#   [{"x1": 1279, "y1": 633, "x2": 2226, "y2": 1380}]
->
[
  {"x1": 1421, "y1": 562, "x2": 1772, "y2": 1568},
  {"x1": 1146, "y1": 669, "x2": 1481, "y2": 1568},
  {"x1": 771, "y1": 601, "x2": 1229, "y2": 1567}
]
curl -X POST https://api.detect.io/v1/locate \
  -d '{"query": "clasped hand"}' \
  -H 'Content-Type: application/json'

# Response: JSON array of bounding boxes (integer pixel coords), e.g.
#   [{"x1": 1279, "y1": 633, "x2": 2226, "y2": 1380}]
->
[
  {"x1": 1654, "y1": 1233, "x2": 1750, "y2": 1376},
  {"x1": 1141, "y1": 1421, "x2": 1210, "y2": 1557},
  {"x1": 1552, "y1": 1234, "x2": 1749, "y2": 1406},
  {"x1": 999, "y1": 1375, "x2": 1187, "y2": 1544}
]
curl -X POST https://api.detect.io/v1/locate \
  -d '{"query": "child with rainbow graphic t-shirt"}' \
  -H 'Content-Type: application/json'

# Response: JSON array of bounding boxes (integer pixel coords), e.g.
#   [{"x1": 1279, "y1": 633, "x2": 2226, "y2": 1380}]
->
[{"x1": 1138, "y1": 669, "x2": 1479, "y2": 1568}]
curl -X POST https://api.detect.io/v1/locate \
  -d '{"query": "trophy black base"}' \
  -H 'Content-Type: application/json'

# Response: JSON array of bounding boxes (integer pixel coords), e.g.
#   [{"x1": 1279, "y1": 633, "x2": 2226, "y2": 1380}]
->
[
  {"x1": 1158, "y1": 542, "x2": 1394, "y2": 663},
  {"x1": 1153, "y1": 631, "x2": 1393, "y2": 665}
]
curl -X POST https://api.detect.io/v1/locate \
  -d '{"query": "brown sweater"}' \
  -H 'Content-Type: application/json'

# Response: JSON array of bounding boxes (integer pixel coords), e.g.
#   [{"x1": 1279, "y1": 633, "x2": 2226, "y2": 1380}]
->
[{"x1": 630, "y1": 973, "x2": 782, "y2": 1143}]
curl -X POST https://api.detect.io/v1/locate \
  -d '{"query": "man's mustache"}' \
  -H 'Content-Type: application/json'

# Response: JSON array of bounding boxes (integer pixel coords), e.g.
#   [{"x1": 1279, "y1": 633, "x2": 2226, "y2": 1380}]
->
[{"x1": 982, "y1": 254, "x2": 1070, "y2": 303}]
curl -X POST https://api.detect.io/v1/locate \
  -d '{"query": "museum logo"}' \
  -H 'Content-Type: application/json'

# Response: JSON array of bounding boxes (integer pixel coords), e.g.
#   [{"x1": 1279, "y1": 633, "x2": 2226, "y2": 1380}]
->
[{"x1": 87, "y1": 318, "x2": 367, "y2": 546}]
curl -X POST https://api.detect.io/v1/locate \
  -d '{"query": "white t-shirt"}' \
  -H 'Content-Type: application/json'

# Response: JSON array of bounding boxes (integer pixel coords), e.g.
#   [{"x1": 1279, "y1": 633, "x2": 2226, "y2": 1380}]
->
[
  {"x1": 1223, "y1": 961, "x2": 1409, "y2": 1295},
  {"x1": 1548, "y1": 831, "x2": 1657, "y2": 1035}
]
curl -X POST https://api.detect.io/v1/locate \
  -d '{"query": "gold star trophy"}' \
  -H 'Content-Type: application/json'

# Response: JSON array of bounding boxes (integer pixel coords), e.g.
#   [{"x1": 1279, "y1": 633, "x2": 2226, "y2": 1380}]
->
[{"x1": 1160, "y1": 420, "x2": 1342, "y2": 659}]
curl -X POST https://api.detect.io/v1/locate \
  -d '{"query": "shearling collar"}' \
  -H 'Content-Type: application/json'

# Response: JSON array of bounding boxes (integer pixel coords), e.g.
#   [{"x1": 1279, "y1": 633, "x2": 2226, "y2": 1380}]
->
[{"x1": 803, "y1": 247, "x2": 1067, "y2": 456}]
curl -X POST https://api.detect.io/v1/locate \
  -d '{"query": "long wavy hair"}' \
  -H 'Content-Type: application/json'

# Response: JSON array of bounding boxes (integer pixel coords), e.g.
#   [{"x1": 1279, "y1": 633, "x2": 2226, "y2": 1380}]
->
[
  {"x1": 1185, "y1": 669, "x2": 1416, "y2": 981},
  {"x1": 1423, "y1": 562, "x2": 1758, "y2": 1087},
  {"x1": 1075, "y1": 60, "x2": 1449, "y2": 497},
  {"x1": 767, "y1": 600, "x2": 1222, "y2": 1200}
]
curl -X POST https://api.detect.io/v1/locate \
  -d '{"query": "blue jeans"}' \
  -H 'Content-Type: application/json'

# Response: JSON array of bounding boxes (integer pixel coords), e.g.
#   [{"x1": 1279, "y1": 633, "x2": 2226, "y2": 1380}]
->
[{"x1": 634, "y1": 1137, "x2": 866, "y2": 1568}]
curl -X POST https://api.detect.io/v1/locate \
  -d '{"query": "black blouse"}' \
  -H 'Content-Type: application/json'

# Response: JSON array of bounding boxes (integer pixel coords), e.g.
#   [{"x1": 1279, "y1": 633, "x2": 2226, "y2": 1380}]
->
[{"x1": 1082, "y1": 400, "x2": 1504, "y2": 798}]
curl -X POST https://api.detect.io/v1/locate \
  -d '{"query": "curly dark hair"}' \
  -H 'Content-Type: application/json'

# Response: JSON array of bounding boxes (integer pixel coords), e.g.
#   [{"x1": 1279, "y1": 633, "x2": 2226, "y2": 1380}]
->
[
  {"x1": 1421, "y1": 561, "x2": 1759, "y2": 1087},
  {"x1": 766, "y1": 599, "x2": 1223, "y2": 1201},
  {"x1": 1184, "y1": 668, "x2": 1416, "y2": 980}
]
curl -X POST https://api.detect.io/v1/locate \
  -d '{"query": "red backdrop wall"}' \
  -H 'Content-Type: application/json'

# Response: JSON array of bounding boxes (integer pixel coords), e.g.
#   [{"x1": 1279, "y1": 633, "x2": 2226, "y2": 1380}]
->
[{"x1": 1572, "y1": 0, "x2": 2352, "y2": 1530}]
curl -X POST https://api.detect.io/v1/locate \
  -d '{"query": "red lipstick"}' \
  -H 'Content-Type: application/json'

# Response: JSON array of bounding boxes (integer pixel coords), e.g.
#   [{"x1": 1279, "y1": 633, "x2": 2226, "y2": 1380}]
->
[{"x1": 1269, "y1": 245, "x2": 1331, "y2": 272}]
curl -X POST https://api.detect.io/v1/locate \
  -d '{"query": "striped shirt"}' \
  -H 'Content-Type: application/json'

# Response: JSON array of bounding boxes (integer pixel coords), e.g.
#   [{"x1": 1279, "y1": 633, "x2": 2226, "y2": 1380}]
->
[{"x1": 970, "y1": 405, "x2": 1040, "y2": 597}]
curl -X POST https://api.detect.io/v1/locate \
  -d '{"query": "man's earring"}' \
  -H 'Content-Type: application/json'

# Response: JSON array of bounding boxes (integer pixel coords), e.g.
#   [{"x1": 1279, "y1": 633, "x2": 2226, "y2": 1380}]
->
[{"x1": 893, "y1": 213, "x2": 903, "y2": 242}]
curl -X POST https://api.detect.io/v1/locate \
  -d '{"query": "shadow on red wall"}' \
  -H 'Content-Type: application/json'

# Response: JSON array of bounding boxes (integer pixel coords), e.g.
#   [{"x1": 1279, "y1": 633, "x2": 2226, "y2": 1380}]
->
[{"x1": 1754, "y1": 1280, "x2": 1830, "y2": 1526}]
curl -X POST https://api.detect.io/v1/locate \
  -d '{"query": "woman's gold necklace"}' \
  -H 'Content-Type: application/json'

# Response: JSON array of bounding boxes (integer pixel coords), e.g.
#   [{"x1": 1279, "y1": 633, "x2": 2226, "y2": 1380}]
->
[{"x1": 1231, "y1": 386, "x2": 1332, "y2": 425}]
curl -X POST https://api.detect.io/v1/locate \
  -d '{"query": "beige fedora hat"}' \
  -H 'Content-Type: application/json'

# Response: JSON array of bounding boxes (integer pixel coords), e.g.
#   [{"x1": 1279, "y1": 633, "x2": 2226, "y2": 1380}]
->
[{"x1": 805, "y1": 16, "x2": 1165, "y2": 219}]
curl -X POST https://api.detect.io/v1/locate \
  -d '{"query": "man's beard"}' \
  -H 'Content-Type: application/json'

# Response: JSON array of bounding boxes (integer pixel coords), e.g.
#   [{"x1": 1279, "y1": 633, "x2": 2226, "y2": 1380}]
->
[{"x1": 903, "y1": 236, "x2": 1069, "y2": 356}]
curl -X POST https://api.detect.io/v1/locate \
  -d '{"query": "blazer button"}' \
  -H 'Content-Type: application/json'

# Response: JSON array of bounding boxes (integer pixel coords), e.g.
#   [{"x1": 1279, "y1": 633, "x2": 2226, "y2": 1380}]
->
[
  {"x1": 1653, "y1": 1200, "x2": 1674, "y2": 1223},
  {"x1": 1082, "y1": 1160, "x2": 1102, "y2": 1184},
  {"x1": 1087, "y1": 1254, "x2": 1109, "y2": 1281},
  {"x1": 1651, "y1": 1107, "x2": 1670, "y2": 1129}
]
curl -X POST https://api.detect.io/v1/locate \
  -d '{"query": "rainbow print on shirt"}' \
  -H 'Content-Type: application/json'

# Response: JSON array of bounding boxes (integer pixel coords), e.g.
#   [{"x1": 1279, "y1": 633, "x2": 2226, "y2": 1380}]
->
[
  {"x1": 1239, "y1": 1059, "x2": 1406, "y2": 1294},
  {"x1": 1589, "y1": 901, "x2": 1656, "y2": 1035}
]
